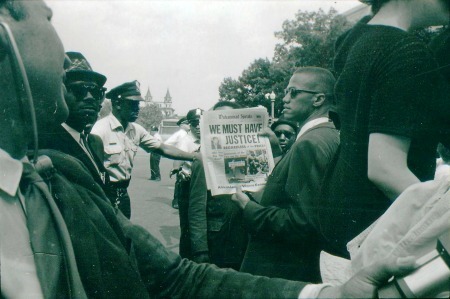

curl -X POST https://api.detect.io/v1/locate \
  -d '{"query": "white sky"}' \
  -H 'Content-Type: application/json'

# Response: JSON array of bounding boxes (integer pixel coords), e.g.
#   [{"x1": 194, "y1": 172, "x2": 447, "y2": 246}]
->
[{"x1": 48, "y1": 0, "x2": 362, "y2": 115}]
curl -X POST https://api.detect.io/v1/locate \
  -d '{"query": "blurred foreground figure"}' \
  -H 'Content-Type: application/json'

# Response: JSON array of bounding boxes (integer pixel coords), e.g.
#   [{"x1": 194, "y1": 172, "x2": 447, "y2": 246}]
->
[
  {"x1": 318, "y1": 0, "x2": 450, "y2": 257},
  {"x1": 0, "y1": 1, "x2": 417, "y2": 298}
]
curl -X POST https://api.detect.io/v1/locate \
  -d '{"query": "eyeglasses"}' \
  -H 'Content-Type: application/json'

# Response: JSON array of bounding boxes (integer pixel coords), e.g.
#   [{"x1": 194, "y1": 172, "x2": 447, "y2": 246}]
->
[
  {"x1": 67, "y1": 83, "x2": 106, "y2": 101},
  {"x1": 284, "y1": 87, "x2": 321, "y2": 99},
  {"x1": 274, "y1": 130, "x2": 295, "y2": 139}
]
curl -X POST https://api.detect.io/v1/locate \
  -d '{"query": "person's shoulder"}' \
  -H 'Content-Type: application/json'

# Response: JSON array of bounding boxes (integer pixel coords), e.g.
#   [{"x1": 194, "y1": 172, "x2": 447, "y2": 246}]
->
[
  {"x1": 294, "y1": 125, "x2": 339, "y2": 149},
  {"x1": 91, "y1": 116, "x2": 110, "y2": 131},
  {"x1": 130, "y1": 122, "x2": 144, "y2": 130},
  {"x1": 130, "y1": 122, "x2": 149, "y2": 135}
]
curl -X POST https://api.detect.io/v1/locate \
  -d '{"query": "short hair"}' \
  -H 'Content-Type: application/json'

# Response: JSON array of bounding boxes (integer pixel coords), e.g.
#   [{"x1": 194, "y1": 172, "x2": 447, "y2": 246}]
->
[
  {"x1": 0, "y1": 1, "x2": 28, "y2": 20},
  {"x1": 270, "y1": 118, "x2": 299, "y2": 136},
  {"x1": 293, "y1": 66, "x2": 336, "y2": 96},
  {"x1": 212, "y1": 100, "x2": 243, "y2": 111}
]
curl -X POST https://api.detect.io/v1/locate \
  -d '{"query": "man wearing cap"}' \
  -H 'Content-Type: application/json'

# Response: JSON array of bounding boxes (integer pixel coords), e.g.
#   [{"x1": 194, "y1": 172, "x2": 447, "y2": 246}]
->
[
  {"x1": 270, "y1": 118, "x2": 298, "y2": 155},
  {"x1": 176, "y1": 108, "x2": 203, "y2": 258},
  {"x1": 91, "y1": 81, "x2": 199, "y2": 218},
  {"x1": 149, "y1": 125, "x2": 162, "y2": 181},
  {"x1": 165, "y1": 117, "x2": 190, "y2": 147},
  {"x1": 40, "y1": 51, "x2": 109, "y2": 189}
]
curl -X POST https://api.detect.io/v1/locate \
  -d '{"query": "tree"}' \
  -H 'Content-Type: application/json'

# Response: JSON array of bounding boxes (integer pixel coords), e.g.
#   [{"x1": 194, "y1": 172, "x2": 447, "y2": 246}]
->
[
  {"x1": 274, "y1": 8, "x2": 352, "y2": 69},
  {"x1": 136, "y1": 104, "x2": 163, "y2": 131},
  {"x1": 218, "y1": 8, "x2": 352, "y2": 117}
]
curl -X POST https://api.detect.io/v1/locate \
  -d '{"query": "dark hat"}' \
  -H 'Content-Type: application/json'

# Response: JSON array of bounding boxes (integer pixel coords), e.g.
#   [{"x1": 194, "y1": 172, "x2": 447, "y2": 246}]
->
[
  {"x1": 271, "y1": 118, "x2": 299, "y2": 135},
  {"x1": 106, "y1": 80, "x2": 143, "y2": 101},
  {"x1": 65, "y1": 52, "x2": 107, "y2": 87},
  {"x1": 150, "y1": 125, "x2": 158, "y2": 131},
  {"x1": 186, "y1": 108, "x2": 204, "y2": 122},
  {"x1": 176, "y1": 117, "x2": 188, "y2": 126}
]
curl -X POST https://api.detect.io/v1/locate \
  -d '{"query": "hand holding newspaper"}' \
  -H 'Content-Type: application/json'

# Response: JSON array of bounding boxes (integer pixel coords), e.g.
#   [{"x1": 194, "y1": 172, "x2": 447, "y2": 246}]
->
[{"x1": 200, "y1": 107, "x2": 274, "y2": 196}]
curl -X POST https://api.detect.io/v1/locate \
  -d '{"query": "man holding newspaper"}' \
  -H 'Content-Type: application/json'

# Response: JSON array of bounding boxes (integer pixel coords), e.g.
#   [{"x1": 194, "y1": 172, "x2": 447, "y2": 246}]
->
[{"x1": 229, "y1": 67, "x2": 340, "y2": 282}]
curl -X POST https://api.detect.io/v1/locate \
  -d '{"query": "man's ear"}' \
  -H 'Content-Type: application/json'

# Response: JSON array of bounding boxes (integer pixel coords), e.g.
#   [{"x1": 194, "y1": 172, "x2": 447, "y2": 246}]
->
[
  {"x1": 312, "y1": 93, "x2": 326, "y2": 107},
  {"x1": 112, "y1": 99, "x2": 121, "y2": 110}
]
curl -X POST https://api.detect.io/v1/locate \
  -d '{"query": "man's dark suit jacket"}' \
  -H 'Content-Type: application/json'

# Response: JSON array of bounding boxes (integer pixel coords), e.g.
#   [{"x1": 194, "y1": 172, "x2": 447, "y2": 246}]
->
[
  {"x1": 29, "y1": 149, "x2": 306, "y2": 298},
  {"x1": 40, "y1": 124, "x2": 108, "y2": 188},
  {"x1": 240, "y1": 122, "x2": 340, "y2": 282}
]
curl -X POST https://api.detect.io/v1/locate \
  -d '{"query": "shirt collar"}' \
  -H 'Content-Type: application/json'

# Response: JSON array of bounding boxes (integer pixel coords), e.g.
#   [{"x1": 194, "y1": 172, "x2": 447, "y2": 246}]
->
[
  {"x1": 108, "y1": 113, "x2": 124, "y2": 131},
  {"x1": 297, "y1": 117, "x2": 330, "y2": 140},
  {"x1": 0, "y1": 148, "x2": 24, "y2": 196},
  {"x1": 188, "y1": 131, "x2": 200, "y2": 143}
]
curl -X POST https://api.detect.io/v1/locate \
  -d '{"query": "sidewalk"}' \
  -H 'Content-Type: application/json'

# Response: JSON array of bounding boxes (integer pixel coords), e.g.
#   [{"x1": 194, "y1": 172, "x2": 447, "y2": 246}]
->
[{"x1": 128, "y1": 149, "x2": 180, "y2": 253}]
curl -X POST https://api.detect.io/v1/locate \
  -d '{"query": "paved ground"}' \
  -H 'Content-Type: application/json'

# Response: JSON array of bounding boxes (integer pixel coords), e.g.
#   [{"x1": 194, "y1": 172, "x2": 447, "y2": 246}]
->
[{"x1": 128, "y1": 149, "x2": 180, "y2": 254}]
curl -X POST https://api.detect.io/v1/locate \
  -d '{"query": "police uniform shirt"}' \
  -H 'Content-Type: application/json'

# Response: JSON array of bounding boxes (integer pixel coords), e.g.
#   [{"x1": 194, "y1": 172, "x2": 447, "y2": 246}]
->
[{"x1": 91, "y1": 113, "x2": 162, "y2": 182}]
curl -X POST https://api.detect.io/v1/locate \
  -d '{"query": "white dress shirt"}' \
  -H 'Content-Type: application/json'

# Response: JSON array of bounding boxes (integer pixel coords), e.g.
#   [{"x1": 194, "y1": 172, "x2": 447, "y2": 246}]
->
[{"x1": 0, "y1": 148, "x2": 44, "y2": 298}]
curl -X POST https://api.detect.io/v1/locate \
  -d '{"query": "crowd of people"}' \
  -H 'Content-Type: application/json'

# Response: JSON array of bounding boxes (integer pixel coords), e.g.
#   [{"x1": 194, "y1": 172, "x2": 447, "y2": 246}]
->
[{"x1": 1, "y1": 0, "x2": 450, "y2": 298}]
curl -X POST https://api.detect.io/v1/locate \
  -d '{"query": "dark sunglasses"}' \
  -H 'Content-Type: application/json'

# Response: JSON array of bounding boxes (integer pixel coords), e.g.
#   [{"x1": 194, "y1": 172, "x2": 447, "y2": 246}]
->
[
  {"x1": 284, "y1": 87, "x2": 321, "y2": 99},
  {"x1": 67, "y1": 83, "x2": 106, "y2": 101},
  {"x1": 189, "y1": 120, "x2": 200, "y2": 127},
  {"x1": 274, "y1": 130, "x2": 295, "y2": 139}
]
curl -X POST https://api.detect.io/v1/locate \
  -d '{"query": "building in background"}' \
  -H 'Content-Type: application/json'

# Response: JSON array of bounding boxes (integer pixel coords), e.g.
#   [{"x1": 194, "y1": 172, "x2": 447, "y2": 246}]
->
[{"x1": 143, "y1": 87, "x2": 175, "y2": 118}]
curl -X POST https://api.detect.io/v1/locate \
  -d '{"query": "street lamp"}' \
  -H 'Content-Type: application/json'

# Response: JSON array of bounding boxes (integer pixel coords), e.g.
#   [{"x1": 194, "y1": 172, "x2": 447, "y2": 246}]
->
[{"x1": 265, "y1": 91, "x2": 276, "y2": 120}]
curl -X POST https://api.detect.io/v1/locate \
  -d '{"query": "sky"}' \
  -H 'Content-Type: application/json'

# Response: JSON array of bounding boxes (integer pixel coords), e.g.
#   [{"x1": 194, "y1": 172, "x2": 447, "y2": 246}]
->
[{"x1": 48, "y1": 0, "x2": 362, "y2": 116}]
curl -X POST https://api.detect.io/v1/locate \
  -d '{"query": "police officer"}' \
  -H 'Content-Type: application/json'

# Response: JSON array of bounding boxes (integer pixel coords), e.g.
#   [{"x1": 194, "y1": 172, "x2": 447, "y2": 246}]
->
[{"x1": 91, "y1": 81, "x2": 198, "y2": 218}]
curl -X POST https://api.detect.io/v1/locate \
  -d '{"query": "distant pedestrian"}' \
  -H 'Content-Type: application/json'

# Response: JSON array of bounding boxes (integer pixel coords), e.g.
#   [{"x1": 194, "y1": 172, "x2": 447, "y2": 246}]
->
[
  {"x1": 165, "y1": 117, "x2": 190, "y2": 209},
  {"x1": 149, "y1": 126, "x2": 162, "y2": 181},
  {"x1": 165, "y1": 117, "x2": 190, "y2": 146},
  {"x1": 177, "y1": 108, "x2": 203, "y2": 258}
]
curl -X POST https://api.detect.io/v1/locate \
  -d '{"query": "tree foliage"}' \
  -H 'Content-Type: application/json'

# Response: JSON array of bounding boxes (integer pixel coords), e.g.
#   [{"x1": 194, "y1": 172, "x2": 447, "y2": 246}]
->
[
  {"x1": 218, "y1": 8, "x2": 352, "y2": 117},
  {"x1": 136, "y1": 103, "x2": 163, "y2": 131},
  {"x1": 273, "y1": 8, "x2": 351, "y2": 68}
]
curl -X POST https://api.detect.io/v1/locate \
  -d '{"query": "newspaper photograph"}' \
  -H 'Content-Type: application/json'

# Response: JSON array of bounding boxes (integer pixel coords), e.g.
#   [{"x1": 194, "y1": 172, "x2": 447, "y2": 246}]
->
[{"x1": 200, "y1": 108, "x2": 275, "y2": 196}]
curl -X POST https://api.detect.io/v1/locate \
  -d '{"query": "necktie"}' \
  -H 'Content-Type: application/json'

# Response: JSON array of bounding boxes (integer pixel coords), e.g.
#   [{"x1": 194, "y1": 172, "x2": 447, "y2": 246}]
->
[
  {"x1": 20, "y1": 161, "x2": 87, "y2": 298},
  {"x1": 80, "y1": 132, "x2": 93, "y2": 157}
]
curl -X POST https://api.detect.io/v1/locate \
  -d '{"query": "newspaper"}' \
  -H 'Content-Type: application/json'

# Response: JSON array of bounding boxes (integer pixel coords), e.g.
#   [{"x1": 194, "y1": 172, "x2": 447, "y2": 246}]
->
[{"x1": 200, "y1": 107, "x2": 274, "y2": 196}]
